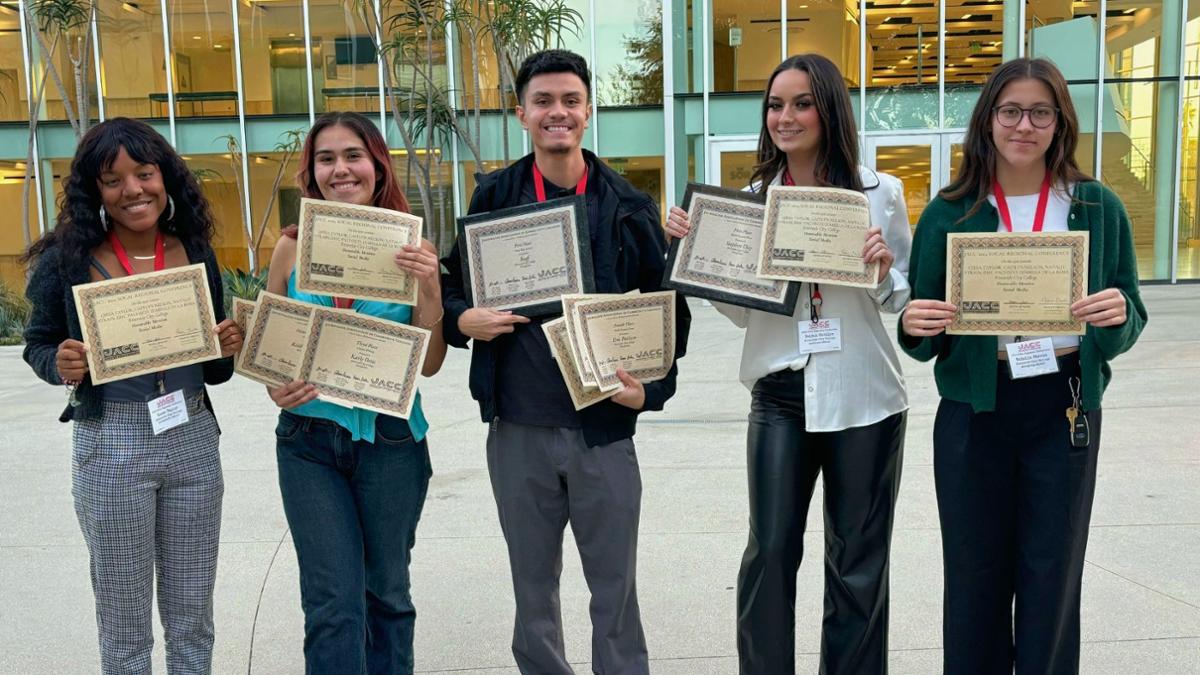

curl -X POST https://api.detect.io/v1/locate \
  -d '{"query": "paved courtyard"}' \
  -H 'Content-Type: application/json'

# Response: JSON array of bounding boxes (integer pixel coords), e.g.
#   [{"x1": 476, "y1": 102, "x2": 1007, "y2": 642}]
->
[{"x1": 2, "y1": 285, "x2": 1197, "y2": 674}]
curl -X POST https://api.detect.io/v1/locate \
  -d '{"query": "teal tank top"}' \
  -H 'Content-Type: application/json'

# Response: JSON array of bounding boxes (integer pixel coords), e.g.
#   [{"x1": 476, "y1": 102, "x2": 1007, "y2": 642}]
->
[{"x1": 286, "y1": 271, "x2": 429, "y2": 443}]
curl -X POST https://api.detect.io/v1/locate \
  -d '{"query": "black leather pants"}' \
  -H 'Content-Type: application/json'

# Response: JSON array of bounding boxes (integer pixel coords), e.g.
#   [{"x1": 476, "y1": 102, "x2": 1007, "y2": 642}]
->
[{"x1": 736, "y1": 368, "x2": 906, "y2": 675}]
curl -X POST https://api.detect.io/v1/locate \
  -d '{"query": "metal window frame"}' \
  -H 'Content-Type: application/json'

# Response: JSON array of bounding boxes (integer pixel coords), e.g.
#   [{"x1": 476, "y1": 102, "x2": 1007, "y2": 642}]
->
[
  {"x1": 18, "y1": 0, "x2": 47, "y2": 234},
  {"x1": 444, "y1": 0, "x2": 461, "y2": 218},
  {"x1": 588, "y1": 0, "x2": 598, "y2": 153},
  {"x1": 374, "y1": 0, "x2": 386, "y2": 132},
  {"x1": 1170, "y1": 0, "x2": 1187, "y2": 282},
  {"x1": 1093, "y1": 0, "x2": 1107, "y2": 180},
  {"x1": 937, "y1": 0, "x2": 945, "y2": 128},
  {"x1": 160, "y1": 0, "x2": 176, "y2": 145},
  {"x1": 702, "y1": 0, "x2": 710, "y2": 180},
  {"x1": 91, "y1": 5, "x2": 105, "y2": 121},
  {"x1": 231, "y1": 0, "x2": 255, "y2": 270},
  {"x1": 302, "y1": 0, "x2": 316, "y2": 125},
  {"x1": 859, "y1": 0, "x2": 866, "y2": 152},
  {"x1": 663, "y1": 0, "x2": 675, "y2": 208}
]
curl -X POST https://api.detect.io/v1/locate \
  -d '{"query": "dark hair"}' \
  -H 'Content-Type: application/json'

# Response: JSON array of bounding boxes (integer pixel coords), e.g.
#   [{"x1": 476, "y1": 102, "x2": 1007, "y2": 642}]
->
[
  {"x1": 296, "y1": 112, "x2": 409, "y2": 213},
  {"x1": 940, "y1": 57, "x2": 1090, "y2": 218},
  {"x1": 24, "y1": 117, "x2": 216, "y2": 266},
  {"x1": 514, "y1": 49, "x2": 592, "y2": 105},
  {"x1": 749, "y1": 54, "x2": 863, "y2": 193}
]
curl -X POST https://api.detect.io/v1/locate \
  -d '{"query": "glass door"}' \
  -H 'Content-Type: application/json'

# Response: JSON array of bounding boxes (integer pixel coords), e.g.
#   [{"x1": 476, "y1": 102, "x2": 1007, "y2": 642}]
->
[
  {"x1": 707, "y1": 136, "x2": 759, "y2": 190},
  {"x1": 865, "y1": 133, "x2": 963, "y2": 227}
]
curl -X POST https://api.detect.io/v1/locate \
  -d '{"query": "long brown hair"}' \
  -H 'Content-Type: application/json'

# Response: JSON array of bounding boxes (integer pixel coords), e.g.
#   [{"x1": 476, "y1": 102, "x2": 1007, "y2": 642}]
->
[
  {"x1": 749, "y1": 54, "x2": 863, "y2": 193},
  {"x1": 941, "y1": 57, "x2": 1091, "y2": 218},
  {"x1": 285, "y1": 112, "x2": 409, "y2": 238}
]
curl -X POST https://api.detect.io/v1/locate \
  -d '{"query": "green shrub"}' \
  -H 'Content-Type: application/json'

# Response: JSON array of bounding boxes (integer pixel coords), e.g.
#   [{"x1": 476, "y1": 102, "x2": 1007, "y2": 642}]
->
[
  {"x1": 0, "y1": 280, "x2": 30, "y2": 346},
  {"x1": 221, "y1": 267, "x2": 269, "y2": 318}
]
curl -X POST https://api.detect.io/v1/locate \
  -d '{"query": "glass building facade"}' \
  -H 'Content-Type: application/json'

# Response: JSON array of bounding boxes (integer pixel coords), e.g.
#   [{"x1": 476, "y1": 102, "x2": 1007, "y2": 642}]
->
[{"x1": 3, "y1": 0, "x2": 1199, "y2": 288}]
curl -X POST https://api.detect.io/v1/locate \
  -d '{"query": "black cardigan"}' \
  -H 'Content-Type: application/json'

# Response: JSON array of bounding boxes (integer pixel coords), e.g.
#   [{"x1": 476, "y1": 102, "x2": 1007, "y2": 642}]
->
[
  {"x1": 441, "y1": 150, "x2": 691, "y2": 448},
  {"x1": 23, "y1": 241, "x2": 235, "y2": 422}
]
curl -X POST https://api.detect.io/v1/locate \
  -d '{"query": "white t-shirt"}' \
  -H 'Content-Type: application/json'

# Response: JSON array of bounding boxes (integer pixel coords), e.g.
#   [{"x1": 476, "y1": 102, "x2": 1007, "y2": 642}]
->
[{"x1": 987, "y1": 182, "x2": 1081, "y2": 352}]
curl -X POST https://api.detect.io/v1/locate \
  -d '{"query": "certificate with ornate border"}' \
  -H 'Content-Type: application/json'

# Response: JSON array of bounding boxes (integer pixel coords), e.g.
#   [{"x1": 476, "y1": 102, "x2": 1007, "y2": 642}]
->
[
  {"x1": 237, "y1": 292, "x2": 317, "y2": 387},
  {"x1": 542, "y1": 317, "x2": 617, "y2": 410},
  {"x1": 72, "y1": 263, "x2": 222, "y2": 385},
  {"x1": 231, "y1": 297, "x2": 259, "y2": 371},
  {"x1": 299, "y1": 308, "x2": 429, "y2": 419},
  {"x1": 457, "y1": 196, "x2": 595, "y2": 317},
  {"x1": 665, "y1": 183, "x2": 799, "y2": 315},
  {"x1": 295, "y1": 197, "x2": 422, "y2": 304},
  {"x1": 946, "y1": 231, "x2": 1089, "y2": 336},
  {"x1": 574, "y1": 291, "x2": 676, "y2": 392},
  {"x1": 758, "y1": 185, "x2": 878, "y2": 287},
  {"x1": 561, "y1": 292, "x2": 617, "y2": 386}
]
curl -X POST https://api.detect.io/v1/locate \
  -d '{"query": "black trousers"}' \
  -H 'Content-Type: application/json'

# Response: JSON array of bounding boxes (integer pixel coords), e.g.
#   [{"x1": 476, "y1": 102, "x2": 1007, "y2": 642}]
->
[
  {"x1": 934, "y1": 354, "x2": 1101, "y2": 675},
  {"x1": 736, "y1": 368, "x2": 906, "y2": 675}
]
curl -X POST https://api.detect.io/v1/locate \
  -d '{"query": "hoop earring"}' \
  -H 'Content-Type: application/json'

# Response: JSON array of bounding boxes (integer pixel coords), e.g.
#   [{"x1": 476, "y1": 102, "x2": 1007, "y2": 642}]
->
[
  {"x1": 166, "y1": 195, "x2": 176, "y2": 222},
  {"x1": 98, "y1": 205, "x2": 108, "y2": 232}
]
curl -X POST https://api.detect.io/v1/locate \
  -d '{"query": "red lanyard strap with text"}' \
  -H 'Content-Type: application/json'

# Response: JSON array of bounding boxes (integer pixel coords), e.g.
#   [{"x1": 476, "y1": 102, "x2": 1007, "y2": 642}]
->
[
  {"x1": 993, "y1": 172, "x2": 1052, "y2": 232},
  {"x1": 783, "y1": 169, "x2": 824, "y2": 322},
  {"x1": 109, "y1": 230, "x2": 165, "y2": 275},
  {"x1": 533, "y1": 162, "x2": 588, "y2": 203}
]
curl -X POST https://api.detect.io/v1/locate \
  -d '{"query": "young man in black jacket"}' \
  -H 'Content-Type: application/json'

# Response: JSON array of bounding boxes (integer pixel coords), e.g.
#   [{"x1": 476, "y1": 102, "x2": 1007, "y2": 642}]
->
[{"x1": 441, "y1": 50, "x2": 690, "y2": 674}]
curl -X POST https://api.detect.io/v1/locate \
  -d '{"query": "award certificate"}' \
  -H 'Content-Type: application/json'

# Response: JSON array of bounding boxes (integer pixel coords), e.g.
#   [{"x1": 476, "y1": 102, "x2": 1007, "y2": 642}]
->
[
  {"x1": 231, "y1": 296, "x2": 259, "y2": 371},
  {"x1": 72, "y1": 263, "x2": 222, "y2": 385},
  {"x1": 946, "y1": 231, "x2": 1089, "y2": 335},
  {"x1": 561, "y1": 292, "x2": 615, "y2": 386},
  {"x1": 238, "y1": 292, "x2": 316, "y2": 386},
  {"x1": 457, "y1": 196, "x2": 595, "y2": 317},
  {"x1": 664, "y1": 183, "x2": 799, "y2": 315},
  {"x1": 542, "y1": 317, "x2": 618, "y2": 410},
  {"x1": 758, "y1": 185, "x2": 878, "y2": 287},
  {"x1": 299, "y1": 308, "x2": 429, "y2": 419},
  {"x1": 574, "y1": 291, "x2": 676, "y2": 392},
  {"x1": 295, "y1": 197, "x2": 422, "y2": 304}
]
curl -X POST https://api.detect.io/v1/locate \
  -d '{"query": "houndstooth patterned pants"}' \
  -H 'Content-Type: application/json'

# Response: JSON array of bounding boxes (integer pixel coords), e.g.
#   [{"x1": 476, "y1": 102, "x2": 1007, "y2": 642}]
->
[{"x1": 72, "y1": 393, "x2": 224, "y2": 675}]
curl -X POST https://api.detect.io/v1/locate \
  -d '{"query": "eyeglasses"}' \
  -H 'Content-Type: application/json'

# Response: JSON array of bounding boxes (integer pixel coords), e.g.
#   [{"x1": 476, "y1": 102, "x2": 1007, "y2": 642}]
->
[{"x1": 993, "y1": 104, "x2": 1059, "y2": 129}]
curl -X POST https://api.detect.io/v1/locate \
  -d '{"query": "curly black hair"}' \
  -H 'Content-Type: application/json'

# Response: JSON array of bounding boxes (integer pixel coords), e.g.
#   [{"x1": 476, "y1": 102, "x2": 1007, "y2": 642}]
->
[{"x1": 23, "y1": 117, "x2": 217, "y2": 268}]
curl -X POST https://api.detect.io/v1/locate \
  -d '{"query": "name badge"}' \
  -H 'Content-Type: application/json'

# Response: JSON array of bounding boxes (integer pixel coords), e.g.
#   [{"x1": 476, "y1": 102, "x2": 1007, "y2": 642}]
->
[
  {"x1": 148, "y1": 389, "x2": 190, "y2": 435},
  {"x1": 1005, "y1": 338, "x2": 1059, "y2": 379},
  {"x1": 798, "y1": 318, "x2": 842, "y2": 355}
]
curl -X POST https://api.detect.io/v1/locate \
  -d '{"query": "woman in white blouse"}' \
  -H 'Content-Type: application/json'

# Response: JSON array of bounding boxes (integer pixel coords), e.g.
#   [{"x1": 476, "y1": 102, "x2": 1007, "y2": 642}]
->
[{"x1": 666, "y1": 53, "x2": 912, "y2": 674}]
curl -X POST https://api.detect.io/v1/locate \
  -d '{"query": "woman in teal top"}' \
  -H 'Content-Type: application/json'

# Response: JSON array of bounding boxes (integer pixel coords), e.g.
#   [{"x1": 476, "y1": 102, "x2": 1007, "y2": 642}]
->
[
  {"x1": 263, "y1": 111, "x2": 447, "y2": 674},
  {"x1": 900, "y1": 59, "x2": 1146, "y2": 675}
]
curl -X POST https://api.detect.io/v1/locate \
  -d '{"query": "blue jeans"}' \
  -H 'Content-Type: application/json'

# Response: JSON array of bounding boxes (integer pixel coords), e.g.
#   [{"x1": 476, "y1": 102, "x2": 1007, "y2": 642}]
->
[{"x1": 276, "y1": 410, "x2": 432, "y2": 675}]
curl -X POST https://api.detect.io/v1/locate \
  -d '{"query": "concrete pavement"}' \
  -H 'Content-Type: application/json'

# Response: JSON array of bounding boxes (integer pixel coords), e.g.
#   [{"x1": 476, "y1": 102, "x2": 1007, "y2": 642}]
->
[{"x1": 2, "y1": 285, "x2": 1197, "y2": 674}]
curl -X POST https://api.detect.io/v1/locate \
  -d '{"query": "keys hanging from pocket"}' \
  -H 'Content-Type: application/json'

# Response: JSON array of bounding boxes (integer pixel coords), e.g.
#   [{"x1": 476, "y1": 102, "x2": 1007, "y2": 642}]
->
[{"x1": 1067, "y1": 377, "x2": 1090, "y2": 448}]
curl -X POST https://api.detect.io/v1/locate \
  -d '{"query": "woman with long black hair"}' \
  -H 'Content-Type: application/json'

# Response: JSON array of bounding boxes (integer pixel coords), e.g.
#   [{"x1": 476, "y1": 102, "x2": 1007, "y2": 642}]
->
[
  {"x1": 666, "y1": 53, "x2": 911, "y2": 674},
  {"x1": 23, "y1": 117, "x2": 242, "y2": 673}
]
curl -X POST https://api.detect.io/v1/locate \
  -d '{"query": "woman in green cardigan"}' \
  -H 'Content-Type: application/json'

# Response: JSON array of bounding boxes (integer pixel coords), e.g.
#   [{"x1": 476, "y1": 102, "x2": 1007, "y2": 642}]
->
[{"x1": 899, "y1": 58, "x2": 1146, "y2": 674}]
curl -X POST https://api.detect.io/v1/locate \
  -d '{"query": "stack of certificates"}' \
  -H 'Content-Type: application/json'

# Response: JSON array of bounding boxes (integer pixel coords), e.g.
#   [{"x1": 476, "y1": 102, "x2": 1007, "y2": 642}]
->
[
  {"x1": 233, "y1": 293, "x2": 430, "y2": 419},
  {"x1": 543, "y1": 290, "x2": 678, "y2": 410}
]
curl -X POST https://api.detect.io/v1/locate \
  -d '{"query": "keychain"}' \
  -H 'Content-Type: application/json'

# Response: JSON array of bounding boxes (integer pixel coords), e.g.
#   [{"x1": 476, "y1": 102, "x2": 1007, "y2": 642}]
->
[{"x1": 1066, "y1": 376, "x2": 1089, "y2": 448}]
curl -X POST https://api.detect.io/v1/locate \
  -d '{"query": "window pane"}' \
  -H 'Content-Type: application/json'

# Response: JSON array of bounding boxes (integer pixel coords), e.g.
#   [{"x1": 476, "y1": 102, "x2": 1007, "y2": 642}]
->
[
  {"x1": 1027, "y1": 0, "x2": 1097, "y2": 81},
  {"x1": 865, "y1": 0, "x2": 940, "y2": 130},
  {"x1": 600, "y1": 154, "x2": 664, "y2": 219},
  {"x1": 310, "y1": 0, "x2": 380, "y2": 114},
  {"x1": 393, "y1": 152, "x2": 456, "y2": 253},
  {"x1": 873, "y1": 144, "x2": 929, "y2": 225},
  {"x1": 711, "y1": 0, "x2": 778, "y2": 93},
  {"x1": 0, "y1": 11, "x2": 28, "y2": 122},
  {"x1": 596, "y1": 0, "x2": 661, "y2": 105},
  {"x1": 238, "y1": 0, "x2": 306, "y2": 116},
  {"x1": 97, "y1": 0, "x2": 167, "y2": 119},
  {"x1": 27, "y1": 5, "x2": 100, "y2": 122},
  {"x1": 717, "y1": 149, "x2": 757, "y2": 189},
  {"x1": 0, "y1": 160, "x2": 42, "y2": 288},
  {"x1": 182, "y1": 154, "x2": 250, "y2": 269},
  {"x1": 944, "y1": 0, "x2": 1003, "y2": 84},
  {"x1": 1181, "y1": 74, "x2": 1200, "y2": 279},
  {"x1": 1102, "y1": 80, "x2": 1177, "y2": 280},
  {"x1": 168, "y1": 0, "x2": 239, "y2": 118},
  {"x1": 1107, "y1": 0, "x2": 1179, "y2": 79}
]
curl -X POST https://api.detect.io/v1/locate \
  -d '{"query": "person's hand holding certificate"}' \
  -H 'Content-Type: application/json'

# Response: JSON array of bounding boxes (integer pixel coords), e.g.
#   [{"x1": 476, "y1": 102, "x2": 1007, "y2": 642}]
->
[
  {"x1": 571, "y1": 291, "x2": 677, "y2": 392},
  {"x1": 758, "y1": 185, "x2": 879, "y2": 287},
  {"x1": 72, "y1": 263, "x2": 223, "y2": 384},
  {"x1": 295, "y1": 197, "x2": 422, "y2": 304}
]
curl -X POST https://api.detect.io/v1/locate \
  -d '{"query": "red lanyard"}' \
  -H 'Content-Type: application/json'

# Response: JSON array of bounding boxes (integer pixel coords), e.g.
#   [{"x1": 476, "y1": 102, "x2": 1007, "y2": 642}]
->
[
  {"x1": 993, "y1": 172, "x2": 1052, "y2": 232},
  {"x1": 334, "y1": 297, "x2": 353, "y2": 310},
  {"x1": 533, "y1": 162, "x2": 588, "y2": 202},
  {"x1": 782, "y1": 169, "x2": 824, "y2": 319},
  {"x1": 109, "y1": 230, "x2": 165, "y2": 275}
]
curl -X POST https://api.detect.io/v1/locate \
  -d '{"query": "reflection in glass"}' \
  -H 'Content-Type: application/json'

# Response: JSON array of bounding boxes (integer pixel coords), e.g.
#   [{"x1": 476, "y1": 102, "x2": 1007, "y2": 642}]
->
[
  {"x1": 865, "y1": 0, "x2": 941, "y2": 129},
  {"x1": 181, "y1": 154, "x2": 249, "y2": 269},
  {"x1": 1107, "y1": 1, "x2": 1178, "y2": 79},
  {"x1": 309, "y1": 0, "x2": 380, "y2": 114},
  {"x1": 596, "y1": 0, "x2": 662, "y2": 105},
  {"x1": 943, "y1": 0, "x2": 1003, "y2": 84},
  {"x1": 0, "y1": 160, "x2": 42, "y2": 288},
  {"x1": 1103, "y1": 80, "x2": 1176, "y2": 280},
  {"x1": 717, "y1": 150, "x2": 757, "y2": 189},
  {"x1": 167, "y1": 0, "x2": 239, "y2": 118},
  {"x1": 393, "y1": 152, "x2": 456, "y2": 252},
  {"x1": 874, "y1": 144, "x2": 930, "y2": 225},
  {"x1": 601, "y1": 155, "x2": 664, "y2": 218},
  {"x1": 0, "y1": 9, "x2": 28, "y2": 122},
  {"x1": 237, "y1": 0, "x2": 306, "y2": 115},
  {"x1": 711, "y1": 0, "x2": 777, "y2": 93},
  {"x1": 96, "y1": 0, "x2": 166, "y2": 119},
  {"x1": 1180, "y1": 16, "x2": 1200, "y2": 279}
]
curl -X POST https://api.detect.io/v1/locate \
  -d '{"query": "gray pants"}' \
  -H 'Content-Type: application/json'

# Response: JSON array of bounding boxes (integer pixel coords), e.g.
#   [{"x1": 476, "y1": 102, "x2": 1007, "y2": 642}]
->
[
  {"x1": 72, "y1": 395, "x2": 223, "y2": 674},
  {"x1": 486, "y1": 420, "x2": 648, "y2": 675}
]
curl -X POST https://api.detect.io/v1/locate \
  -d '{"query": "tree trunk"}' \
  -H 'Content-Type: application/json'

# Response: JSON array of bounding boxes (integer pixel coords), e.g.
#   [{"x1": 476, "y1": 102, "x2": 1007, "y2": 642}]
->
[{"x1": 21, "y1": 36, "x2": 58, "y2": 247}]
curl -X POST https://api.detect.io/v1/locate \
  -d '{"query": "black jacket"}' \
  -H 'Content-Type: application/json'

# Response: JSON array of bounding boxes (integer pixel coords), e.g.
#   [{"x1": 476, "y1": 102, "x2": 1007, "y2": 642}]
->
[
  {"x1": 441, "y1": 150, "x2": 691, "y2": 447},
  {"x1": 23, "y1": 241, "x2": 235, "y2": 422}
]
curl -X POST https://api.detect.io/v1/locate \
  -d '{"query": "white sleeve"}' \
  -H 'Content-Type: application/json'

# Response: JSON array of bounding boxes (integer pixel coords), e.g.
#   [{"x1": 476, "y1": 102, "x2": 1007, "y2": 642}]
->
[{"x1": 869, "y1": 175, "x2": 912, "y2": 313}]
